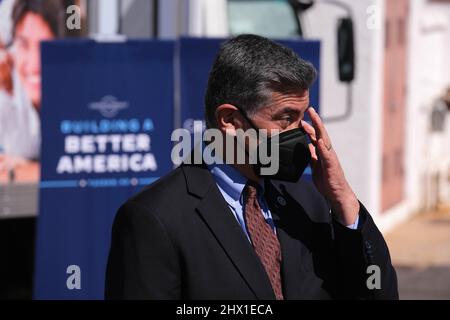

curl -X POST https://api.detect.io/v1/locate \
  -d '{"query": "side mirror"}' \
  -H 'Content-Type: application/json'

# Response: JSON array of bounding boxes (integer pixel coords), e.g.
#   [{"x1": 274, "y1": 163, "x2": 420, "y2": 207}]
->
[
  {"x1": 289, "y1": 0, "x2": 315, "y2": 36},
  {"x1": 337, "y1": 17, "x2": 355, "y2": 82},
  {"x1": 289, "y1": 0, "x2": 315, "y2": 11}
]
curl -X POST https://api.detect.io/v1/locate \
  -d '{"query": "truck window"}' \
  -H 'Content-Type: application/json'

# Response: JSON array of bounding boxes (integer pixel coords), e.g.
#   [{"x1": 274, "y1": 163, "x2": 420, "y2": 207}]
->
[{"x1": 228, "y1": 0, "x2": 300, "y2": 39}]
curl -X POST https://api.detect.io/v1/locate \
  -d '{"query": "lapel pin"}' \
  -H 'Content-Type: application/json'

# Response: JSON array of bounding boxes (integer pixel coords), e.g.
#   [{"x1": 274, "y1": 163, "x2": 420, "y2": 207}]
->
[{"x1": 277, "y1": 196, "x2": 286, "y2": 206}]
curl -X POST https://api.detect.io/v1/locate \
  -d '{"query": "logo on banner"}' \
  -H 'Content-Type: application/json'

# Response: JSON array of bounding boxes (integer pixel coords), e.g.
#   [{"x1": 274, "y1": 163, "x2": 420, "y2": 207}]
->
[{"x1": 89, "y1": 95, "x2": 129, "y2": 118}]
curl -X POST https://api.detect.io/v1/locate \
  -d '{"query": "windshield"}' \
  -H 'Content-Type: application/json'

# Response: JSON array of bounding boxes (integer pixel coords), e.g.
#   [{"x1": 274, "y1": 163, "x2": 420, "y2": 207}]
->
[{"x1": 228, "y1": 0, "x2": 300, "y2": 39}]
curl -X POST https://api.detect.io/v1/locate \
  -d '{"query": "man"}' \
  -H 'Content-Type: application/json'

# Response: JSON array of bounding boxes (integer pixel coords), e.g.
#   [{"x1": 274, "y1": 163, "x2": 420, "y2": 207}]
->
[{"x1": 105, "y1": 34, "x2": 398, "y2": 300}]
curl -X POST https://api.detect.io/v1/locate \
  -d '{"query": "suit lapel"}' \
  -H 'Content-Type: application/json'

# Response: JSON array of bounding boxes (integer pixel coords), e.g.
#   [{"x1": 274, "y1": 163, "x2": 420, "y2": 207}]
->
[
  {"x1": 264, "y1": 180, "x2": 313, "y2": 299},
  {"x1": 182, "y1": 163, "x2": 276, "y2": 300}
]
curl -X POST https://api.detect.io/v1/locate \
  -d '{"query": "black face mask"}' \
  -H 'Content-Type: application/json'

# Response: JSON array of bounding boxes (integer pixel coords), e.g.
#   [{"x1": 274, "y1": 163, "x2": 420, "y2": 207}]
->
[{"x1": 237, "y1": 108, "x2": 312, "y2": 182}]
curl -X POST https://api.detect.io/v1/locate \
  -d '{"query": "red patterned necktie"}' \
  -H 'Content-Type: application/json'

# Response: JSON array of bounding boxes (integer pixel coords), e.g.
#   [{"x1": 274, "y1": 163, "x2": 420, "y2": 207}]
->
[{"x1": 243, "y1": 181, "x2": 284, "y2": 300}]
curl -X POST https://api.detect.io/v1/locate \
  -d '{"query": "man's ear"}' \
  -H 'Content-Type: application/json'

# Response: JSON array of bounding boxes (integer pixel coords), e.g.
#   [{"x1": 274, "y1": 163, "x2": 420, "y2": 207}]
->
[{"x1": 215, "y1": 104, "x2": 244, "y2": 134}]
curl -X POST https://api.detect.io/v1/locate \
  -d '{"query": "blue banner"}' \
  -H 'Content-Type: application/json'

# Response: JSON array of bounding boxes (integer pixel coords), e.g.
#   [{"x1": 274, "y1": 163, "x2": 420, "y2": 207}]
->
[{"x1": 34, "y1": 40, "x2": 175, "y2": 299}]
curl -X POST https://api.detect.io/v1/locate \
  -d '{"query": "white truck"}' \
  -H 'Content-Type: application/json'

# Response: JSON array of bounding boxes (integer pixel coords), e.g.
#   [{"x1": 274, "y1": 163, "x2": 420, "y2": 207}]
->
[
  {"x1": 3, "y1": 0, "x2": 450, "y2": 227},
  {"x1": 95, "y1": 0, "x2": 450, "y2": 231},
  {"x1": 89, "y1": 0, "x2": 425, "y2": 229}
]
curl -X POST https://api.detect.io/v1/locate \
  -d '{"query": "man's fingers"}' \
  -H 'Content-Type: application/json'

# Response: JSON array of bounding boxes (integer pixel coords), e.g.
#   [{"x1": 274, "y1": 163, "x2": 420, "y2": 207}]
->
[
  {"x1": 308, "y1": 143, "x2": 320, "y2": 175},
  {"x1": 307, "y1": 107, "x2": 332, "y2": 150},
  {"x1": 305, "y1": 109, "x2": 333, "y2": 165},
  {"x1": 317, "y1": 139, "x2": 333, "y2": 168},
  {"x1": 301, "y1": 120, "x2": 317, "y2": 144},
  {"x1": 308, "y1": 143, "x2": 318, "y2": 161}
]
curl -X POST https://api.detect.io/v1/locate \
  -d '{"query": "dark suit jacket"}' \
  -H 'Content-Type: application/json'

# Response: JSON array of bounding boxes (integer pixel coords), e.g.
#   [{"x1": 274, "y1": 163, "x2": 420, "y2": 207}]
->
[{"x1": 105, "y1": 163, "x2": 398, "y2": 299}]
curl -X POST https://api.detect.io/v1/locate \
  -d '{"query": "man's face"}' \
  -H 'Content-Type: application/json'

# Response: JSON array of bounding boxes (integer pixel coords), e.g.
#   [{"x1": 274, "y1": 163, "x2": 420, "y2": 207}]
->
[
  {"x1": 227, "y1": 90, "x2": 310, "y2": 166},
  {"x1": 13, "y1": 13, "x2": 55, "y2": 109},
  {"x1": 242, "y1": 90, "x2": 310, "y2": 134}
]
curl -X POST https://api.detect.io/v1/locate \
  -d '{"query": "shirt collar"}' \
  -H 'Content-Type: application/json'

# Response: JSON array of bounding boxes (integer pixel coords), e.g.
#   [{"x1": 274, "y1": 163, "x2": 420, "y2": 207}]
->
[
  {"x1": 208, "y1": 161, "x2": 265, "y2": 203},
  {"x1": 204, "y1": 141, "x2": 265, "y2": 201},
  {"x1": 209, "y1": 162, "x2": 246, "y2": 202}
]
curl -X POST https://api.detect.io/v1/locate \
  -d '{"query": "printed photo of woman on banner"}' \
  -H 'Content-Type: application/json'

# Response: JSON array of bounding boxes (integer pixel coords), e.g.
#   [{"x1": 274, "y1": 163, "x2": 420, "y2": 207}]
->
[{"x1": 0, "y1": 0, "x2": 86, "y2": 185}]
